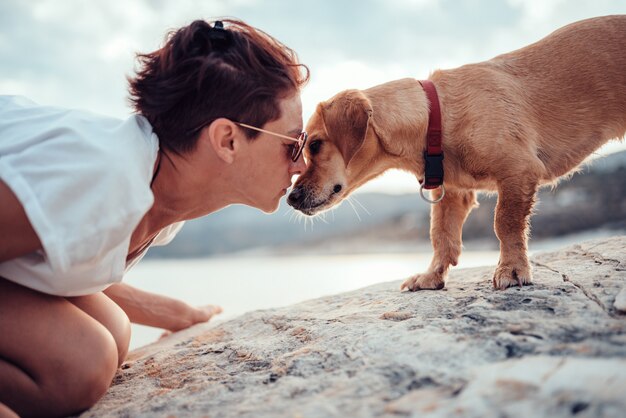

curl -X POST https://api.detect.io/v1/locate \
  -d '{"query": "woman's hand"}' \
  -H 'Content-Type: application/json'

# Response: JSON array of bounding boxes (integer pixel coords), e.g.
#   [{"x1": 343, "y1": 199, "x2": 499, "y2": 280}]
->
[
  {"x1": 171, "y1": 304, "x2": 223, "y2": 332},
  {"x1": 191, "y1": 305, "x2": 223, "y2": 326},
  {"x1": 159, "y1": 305, "x2": 223, "y2": 339},
  {"x1": 103, "y1": 283, "x2": 222, "y2": 332}
]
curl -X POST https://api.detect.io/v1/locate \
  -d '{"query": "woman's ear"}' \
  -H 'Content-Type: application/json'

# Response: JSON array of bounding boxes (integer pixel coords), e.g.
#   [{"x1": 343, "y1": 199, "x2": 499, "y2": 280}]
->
[{"x1": 205, "y1": 118, "x2": 239, "y2": 163}]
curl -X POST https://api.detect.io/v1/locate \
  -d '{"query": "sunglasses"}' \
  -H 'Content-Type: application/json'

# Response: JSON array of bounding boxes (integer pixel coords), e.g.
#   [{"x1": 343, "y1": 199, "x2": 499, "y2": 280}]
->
[{"x1": 235, "y1": 122, "x2": 308, "y2": 162}]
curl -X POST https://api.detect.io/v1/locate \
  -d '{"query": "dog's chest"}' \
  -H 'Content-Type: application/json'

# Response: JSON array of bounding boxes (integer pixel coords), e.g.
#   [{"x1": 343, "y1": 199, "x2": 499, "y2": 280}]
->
[{"x1": 452, "y1": 171, "x2": 499, "y2": 192}]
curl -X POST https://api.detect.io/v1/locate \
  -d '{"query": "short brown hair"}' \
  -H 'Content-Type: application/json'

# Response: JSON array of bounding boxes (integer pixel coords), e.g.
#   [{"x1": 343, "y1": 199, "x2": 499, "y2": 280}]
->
[{"x1": 128, "y1": 19, "x2": 309, "y2": 153}]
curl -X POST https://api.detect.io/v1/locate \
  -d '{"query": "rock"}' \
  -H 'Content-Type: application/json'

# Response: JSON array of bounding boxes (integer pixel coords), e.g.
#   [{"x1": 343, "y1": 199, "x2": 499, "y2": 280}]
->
[
  {"x1": 81, "y1": 236, "x2": 626, "y2": 418},
  {"x1": 614, "y1": 288, "x2": 626, "y2": 312},
  {"x1": 386, "y1": 356, "x2": 626, "y2": 417}
]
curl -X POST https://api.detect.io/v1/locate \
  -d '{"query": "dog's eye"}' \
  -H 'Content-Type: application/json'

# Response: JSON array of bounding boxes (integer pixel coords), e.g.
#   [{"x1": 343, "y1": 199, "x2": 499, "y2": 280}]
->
[{"x1": 309, "y1": 140, "x2": 322, "y2": 155}]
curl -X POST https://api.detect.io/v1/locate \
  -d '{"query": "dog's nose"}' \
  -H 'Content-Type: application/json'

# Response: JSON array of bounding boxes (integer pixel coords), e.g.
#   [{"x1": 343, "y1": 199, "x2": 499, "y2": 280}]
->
[{"x1": 288, "y1": 186, "x2": 305, "y2": 208}]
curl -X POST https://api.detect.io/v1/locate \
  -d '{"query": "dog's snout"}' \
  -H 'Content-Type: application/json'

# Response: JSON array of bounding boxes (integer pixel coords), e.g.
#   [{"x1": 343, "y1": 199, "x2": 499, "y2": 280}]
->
[{"x1": 287, "y1": 186, "x2": 305, "y2": 207}]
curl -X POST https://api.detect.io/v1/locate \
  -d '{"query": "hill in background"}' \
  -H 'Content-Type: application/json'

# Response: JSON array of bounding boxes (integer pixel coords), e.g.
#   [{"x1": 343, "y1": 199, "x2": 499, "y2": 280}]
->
[{"x1": 146, "y1": 151, "x2": 626, "y2": 258}]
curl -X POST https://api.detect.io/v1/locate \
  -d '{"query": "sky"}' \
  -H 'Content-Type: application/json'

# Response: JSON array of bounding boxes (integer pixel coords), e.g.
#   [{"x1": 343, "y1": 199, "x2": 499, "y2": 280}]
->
[{"x1": 1, "y1": 0, "x2": 624, "y2": 193}]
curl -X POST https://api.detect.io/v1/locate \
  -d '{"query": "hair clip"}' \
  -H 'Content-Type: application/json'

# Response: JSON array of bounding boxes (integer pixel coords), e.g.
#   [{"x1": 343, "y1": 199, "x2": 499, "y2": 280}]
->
[{"x1": 208, "y1": 21, "x2": 231, "y2": 49}]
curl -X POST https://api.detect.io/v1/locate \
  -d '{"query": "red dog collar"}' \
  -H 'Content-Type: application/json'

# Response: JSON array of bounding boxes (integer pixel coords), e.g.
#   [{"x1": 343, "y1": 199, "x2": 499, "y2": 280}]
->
[{"x1": 418, "y1": 80, "x2": 444, "y2": 190}]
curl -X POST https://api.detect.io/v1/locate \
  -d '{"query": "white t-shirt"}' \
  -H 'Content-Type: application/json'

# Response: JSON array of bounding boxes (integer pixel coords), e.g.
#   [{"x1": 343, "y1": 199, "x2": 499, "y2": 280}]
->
[{"x1": 0, "y1": 96, "x2": 183, "y2": 296}]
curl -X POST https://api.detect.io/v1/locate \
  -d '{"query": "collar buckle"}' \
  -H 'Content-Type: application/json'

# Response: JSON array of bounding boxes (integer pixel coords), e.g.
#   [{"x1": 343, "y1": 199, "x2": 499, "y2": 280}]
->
[{"x1": 422, "y1": 151, "x2": 444, "y2": 189}]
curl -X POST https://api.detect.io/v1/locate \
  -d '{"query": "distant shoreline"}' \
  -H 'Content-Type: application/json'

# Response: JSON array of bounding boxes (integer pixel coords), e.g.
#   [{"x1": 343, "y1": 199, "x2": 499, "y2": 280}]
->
[{"x1": 222, "y1": 227, "x2": 626, "y2": 258}]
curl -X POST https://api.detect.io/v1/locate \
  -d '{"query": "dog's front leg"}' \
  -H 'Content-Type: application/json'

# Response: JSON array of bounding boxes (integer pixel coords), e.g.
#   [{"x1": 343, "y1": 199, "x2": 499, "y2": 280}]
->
[
  {"x1": 401, "y1": 189, "x2": 477, "y2": 291},
  {"x1": 492, "y1": 178, "x2": 538, "y2": 289}
]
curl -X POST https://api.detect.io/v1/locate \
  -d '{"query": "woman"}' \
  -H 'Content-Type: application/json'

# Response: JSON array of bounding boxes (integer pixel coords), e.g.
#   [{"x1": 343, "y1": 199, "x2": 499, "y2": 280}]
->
[{"x1": 0, "y1": 19, "x2": 309, "y2": 417}]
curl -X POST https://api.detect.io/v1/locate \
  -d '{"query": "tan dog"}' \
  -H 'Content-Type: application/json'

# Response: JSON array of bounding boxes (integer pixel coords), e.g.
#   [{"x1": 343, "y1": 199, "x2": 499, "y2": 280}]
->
[{"x1": 288, "y1": 15, "x2": 626, "y2": 291}]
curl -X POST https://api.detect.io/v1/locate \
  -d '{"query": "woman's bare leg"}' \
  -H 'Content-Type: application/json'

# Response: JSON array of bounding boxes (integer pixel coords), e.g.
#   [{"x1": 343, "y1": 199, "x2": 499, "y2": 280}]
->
[
  {"x1": 0, "y1": 402, "x2": 19, "y2": 418},
  {"x1": 0, "y1": 278, "x2": 120, "y2": 417},
  {"x1": 67, "y1": 292, "x2": 132, "y2": 367}
]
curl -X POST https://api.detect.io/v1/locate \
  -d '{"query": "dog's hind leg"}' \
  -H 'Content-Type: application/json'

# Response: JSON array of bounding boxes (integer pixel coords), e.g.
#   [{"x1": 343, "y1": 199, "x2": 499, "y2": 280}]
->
[
  {"x1": 401, "y1": 189, "x2": 477, "y2": 291},
  {"x1": 492, "y1": 177, "x2": 538, "y2": 290}
]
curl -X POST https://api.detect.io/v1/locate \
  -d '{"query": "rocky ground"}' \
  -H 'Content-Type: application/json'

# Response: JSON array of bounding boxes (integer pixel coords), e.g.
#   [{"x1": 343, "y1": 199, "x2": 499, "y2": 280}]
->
[{"x1": 81, "y1": 236, "x2": 626, "y2": 418}]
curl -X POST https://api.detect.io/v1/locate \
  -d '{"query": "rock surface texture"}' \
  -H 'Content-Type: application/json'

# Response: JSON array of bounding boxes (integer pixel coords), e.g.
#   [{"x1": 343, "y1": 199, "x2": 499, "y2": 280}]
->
[{"x1": 81, "y1": 237, "x2": 626, "y2": 418}]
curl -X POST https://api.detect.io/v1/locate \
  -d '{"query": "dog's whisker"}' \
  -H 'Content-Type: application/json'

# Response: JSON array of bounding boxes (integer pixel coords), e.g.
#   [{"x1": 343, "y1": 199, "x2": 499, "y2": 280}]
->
[
  {"x1": 346, "y1": 197, "x2": 362, "y2": 222},
  {"x1": 284, "y1": 208, "x2": 297, "y2": 224},
  {"x1": 351, "y1": 196, "x2": 371, "y2": 216},
  {"x1": 306, "y1": 215, "x2": 316, "y2": 232}
]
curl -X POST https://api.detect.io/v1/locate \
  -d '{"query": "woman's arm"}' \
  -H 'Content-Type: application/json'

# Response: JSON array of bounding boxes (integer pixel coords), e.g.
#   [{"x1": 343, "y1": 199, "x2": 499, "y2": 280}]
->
[
  {"x1": 103, "y1": 282, "x2": 222, "y2": 332},
  {"x1": 0, "y1": 180, "x2": 42, "y2": 262},
  {"x1": 1, "y1": 180, "x2": 221, "y2": 331}
]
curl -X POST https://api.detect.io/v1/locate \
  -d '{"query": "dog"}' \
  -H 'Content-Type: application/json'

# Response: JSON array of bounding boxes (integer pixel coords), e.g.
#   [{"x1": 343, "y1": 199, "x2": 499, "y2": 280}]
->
[{"x1": 288, "y1": 15, "x2": 626, "y2": 291}]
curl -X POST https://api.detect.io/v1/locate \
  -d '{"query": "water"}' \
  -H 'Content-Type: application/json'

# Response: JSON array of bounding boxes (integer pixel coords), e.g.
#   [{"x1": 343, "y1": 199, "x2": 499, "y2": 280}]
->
[
  {"x1": 124, "y1": 229, "x2": 625, "y2": 349},
  {"x1": 124, "y1": 251, "x2": 500, "y2": 349}
]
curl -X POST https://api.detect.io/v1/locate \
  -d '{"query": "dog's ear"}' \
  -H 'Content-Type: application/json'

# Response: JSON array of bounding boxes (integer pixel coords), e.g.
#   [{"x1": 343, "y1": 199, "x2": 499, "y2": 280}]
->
[{"x1": 320, "y1": 89, "x2": 373, "y2": 166}]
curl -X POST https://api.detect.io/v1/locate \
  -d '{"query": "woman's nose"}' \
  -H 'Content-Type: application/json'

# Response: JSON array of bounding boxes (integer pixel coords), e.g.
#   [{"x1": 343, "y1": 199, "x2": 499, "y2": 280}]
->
[{"x1": 289, "y1": 154, "x2": 307, "y2": 175}]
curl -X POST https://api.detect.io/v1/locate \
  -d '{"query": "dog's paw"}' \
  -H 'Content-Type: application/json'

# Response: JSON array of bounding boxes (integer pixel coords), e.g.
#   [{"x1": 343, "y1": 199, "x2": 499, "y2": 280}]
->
[
  {"x1": 492, "y1": 263, "x2": 532, "y2": 290},
  {"x1": 400, "y1": 272, "x2": 445, "y2": 291}
]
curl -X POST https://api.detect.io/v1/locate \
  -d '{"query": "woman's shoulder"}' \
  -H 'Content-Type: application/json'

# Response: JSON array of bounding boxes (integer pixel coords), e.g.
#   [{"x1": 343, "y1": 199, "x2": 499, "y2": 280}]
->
[
  {"x1": 0, "y1": 95, "x2": 159, "y2": 186},
  {"x1": 0, "y1": 97, "x2": 161, "y2": 292}
]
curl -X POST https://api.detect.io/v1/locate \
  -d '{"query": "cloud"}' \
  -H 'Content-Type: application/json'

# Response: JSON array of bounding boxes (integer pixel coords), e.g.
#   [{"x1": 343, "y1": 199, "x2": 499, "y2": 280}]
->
[
  {"x1": 2, "y1": 0, "x2": 623, "y2": 113},
  {"x1": 1, "y1": 0, "x2": 624, "y2": 192}
]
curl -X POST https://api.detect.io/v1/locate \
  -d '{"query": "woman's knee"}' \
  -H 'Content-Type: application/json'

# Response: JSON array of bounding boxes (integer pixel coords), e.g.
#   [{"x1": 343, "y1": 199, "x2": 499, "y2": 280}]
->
[
  {"x1": 67, "y1": 292, "x2": 132, "y2": 366},
  {"x1": 45, "y1": 326, "x2": 119, "y2": 414},
  {"x1": 0, "y1": 402, "x2": 19, "y2": 418},
  {"x1": 101, "y1": 302, "x2": 132, "y2": 367},
  {"x1": 115, "y1": 313, "x2": 131, "y2": 366},
  {"x1": 0, "y1": 279, "x2": 121, "y2": 417}
]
